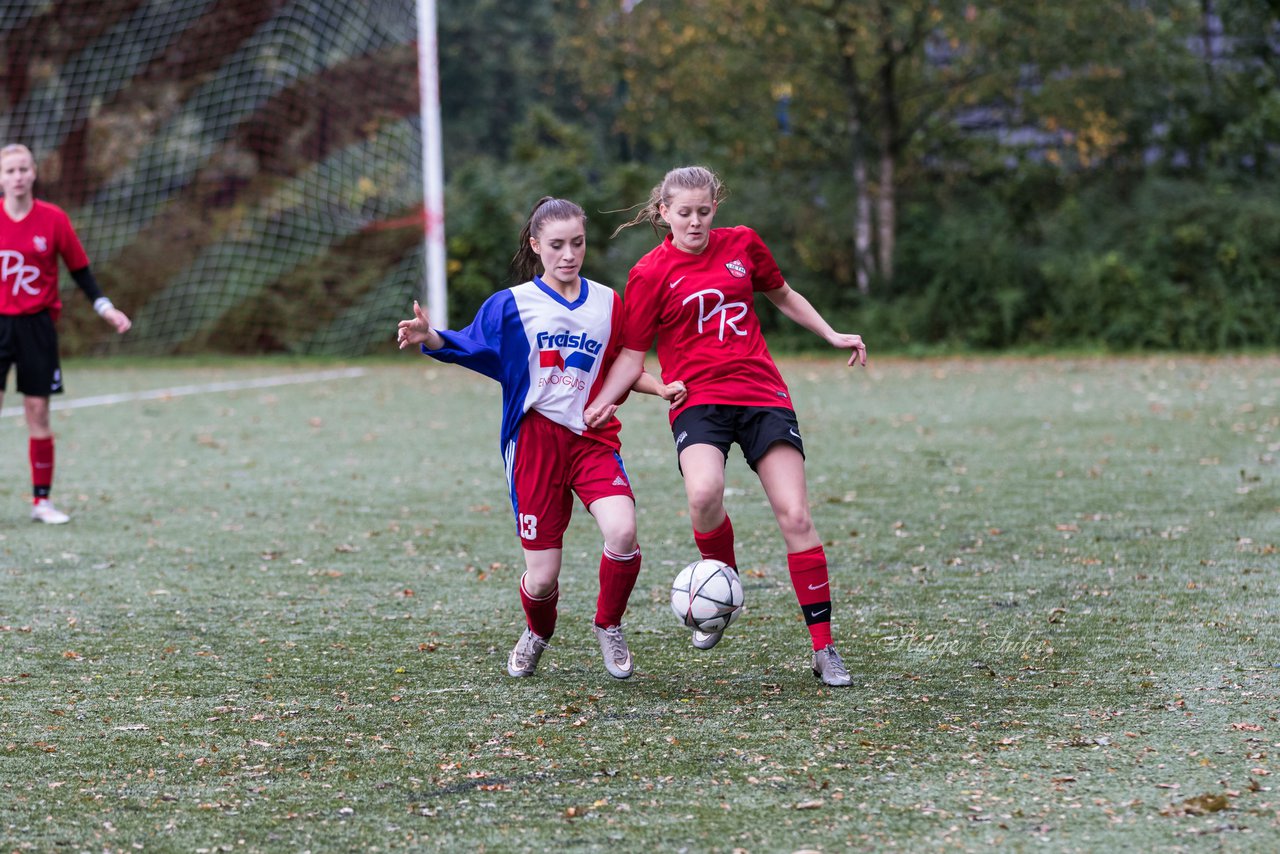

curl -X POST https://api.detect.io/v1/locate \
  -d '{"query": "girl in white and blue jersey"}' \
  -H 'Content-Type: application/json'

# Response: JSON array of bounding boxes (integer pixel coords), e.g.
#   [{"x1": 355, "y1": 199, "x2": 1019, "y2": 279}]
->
[{"x1": 398, "y1": 197, "x2": 685, "y2": 680}]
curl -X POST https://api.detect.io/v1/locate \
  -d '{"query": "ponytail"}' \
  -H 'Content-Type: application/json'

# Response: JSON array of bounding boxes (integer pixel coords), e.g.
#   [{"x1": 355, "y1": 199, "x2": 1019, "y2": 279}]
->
[
  {"x1": 611, "y1": 165, "x2": 728, "y2": 238},
  {"x1": 511, "y1": 196, "x2": 587, "y2": 282}
]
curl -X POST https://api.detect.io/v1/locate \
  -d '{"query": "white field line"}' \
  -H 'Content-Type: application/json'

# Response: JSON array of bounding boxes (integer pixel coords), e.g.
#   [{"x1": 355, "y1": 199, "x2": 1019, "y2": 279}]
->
[{"x1": 0, "y1": 367, "x2": 366, "y2": 418}]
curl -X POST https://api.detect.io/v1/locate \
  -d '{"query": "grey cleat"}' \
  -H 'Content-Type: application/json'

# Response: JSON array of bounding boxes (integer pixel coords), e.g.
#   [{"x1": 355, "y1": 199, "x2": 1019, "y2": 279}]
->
[
  {"x1": 811, "y1": 644, "x2": 852, "y2": 687},
  {"x1": 507, "y1": 628, "x2": 549, "y2": 677},
  {"x1": 592, "y1": 624, "x2": 634, "y2": 679},
  {"x1": 691, "y1": 628, "x2": 724, "y2": 650}
]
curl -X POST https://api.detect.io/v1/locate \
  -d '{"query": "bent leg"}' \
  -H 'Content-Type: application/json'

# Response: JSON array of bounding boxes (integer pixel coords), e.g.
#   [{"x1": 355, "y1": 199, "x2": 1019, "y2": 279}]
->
[
  {"x1": 678, "y1": 443, "x2": 728, "y2": 531},
  {"x1": 679, "y1": 443, "x2": 739, "y2": 567},
  {"x1": 588, "y1": 494, "x2": 638, "y2": 556}
]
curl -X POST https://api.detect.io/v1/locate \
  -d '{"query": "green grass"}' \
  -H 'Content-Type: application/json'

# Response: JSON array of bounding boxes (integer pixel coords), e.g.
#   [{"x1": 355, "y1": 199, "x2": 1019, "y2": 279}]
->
[{"x1": 1, "y1": 354, "x2": 1277, "y2": 852}]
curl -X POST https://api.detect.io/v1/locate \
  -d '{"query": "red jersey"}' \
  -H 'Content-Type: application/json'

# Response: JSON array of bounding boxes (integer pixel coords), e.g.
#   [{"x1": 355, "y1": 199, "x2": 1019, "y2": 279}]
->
[
  {"x1": 0, "y1": 199, "x2": 89, "y2": 317},
  {"x1": 622, "y1": 225, "x2": 790, "y2": 422}
]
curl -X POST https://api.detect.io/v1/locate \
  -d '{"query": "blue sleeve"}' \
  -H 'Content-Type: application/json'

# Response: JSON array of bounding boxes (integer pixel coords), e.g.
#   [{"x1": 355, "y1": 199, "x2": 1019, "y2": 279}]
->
[{"x1": 421, "y1": 292, "x2": 512, "y2": 381}]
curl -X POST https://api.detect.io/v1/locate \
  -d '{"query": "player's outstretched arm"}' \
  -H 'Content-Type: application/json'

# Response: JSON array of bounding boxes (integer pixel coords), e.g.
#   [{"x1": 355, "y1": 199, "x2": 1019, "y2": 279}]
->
[
  {"x1": 765, "y1": 283, "x2": 868, "y2": 367},
  {"x1": 631, "y1": 372, "x2": 688, "y2": 408},
  {"x1": 397, "y1": 300, "x2": 444, "y2": 351}
]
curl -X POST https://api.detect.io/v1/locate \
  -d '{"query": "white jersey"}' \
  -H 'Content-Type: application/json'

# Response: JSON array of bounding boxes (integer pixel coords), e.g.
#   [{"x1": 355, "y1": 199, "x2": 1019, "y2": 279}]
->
[{"x1": 423, "y1": 275, "x2": 626, "y2": 451}]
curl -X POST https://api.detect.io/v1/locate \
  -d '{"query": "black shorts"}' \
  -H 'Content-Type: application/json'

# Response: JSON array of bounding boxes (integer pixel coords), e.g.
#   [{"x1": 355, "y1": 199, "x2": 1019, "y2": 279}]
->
[
  {"x1": 671, "y1": 404, "x2": 804, "y2": 472},
  {"x1": 0, "y1": 311, "x2": 64, "y2": 396}
]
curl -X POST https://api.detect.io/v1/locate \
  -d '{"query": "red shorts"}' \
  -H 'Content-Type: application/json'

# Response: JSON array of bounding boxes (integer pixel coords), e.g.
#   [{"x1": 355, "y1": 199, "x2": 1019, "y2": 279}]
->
[{"x1": 509, "y1": 410, "x2": 634, "y2": 550}]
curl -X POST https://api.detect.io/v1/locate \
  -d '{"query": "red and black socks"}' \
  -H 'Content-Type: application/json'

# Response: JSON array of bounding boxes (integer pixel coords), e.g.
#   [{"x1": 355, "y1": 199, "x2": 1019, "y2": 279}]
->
[
  {"x1": 30, "y1": 436, "x2": 54, "y2": 501},
  {"x1": 788, "y1": 544, "x2": 834, "y2": 650}
]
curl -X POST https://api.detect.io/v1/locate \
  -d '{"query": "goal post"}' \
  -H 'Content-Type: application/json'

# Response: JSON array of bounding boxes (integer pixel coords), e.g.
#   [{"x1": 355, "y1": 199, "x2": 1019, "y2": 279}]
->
[{"x1": 417, "y1": 0, "x2": 448, "y2": 331}]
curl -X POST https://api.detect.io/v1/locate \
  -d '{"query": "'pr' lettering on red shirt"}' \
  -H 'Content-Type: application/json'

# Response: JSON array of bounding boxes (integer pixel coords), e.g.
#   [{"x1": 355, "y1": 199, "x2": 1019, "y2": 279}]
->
[
  {"x1": 0, "y1": 199, "x2": 89, "y2": 317},
  {"x1": 622, "y1": 225, "x2": 791, "y2": 422}
]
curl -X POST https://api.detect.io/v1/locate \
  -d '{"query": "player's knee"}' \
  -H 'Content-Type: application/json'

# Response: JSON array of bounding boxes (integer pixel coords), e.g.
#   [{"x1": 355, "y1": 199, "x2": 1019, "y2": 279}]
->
[
  {"x1": 774, "y1": 504, "x2": 814, "y2": 541},
  {"x1": 685, "y1": 482, "x2": 724, "y2": 518},
  {"x1": 602, "y1": 522, "x2": 637, "y2": 555}
]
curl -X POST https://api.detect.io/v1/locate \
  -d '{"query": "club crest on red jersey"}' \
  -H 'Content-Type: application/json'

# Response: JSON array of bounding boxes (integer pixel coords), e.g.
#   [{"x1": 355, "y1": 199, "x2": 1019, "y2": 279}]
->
[
  {"x1": 33, "y1": 236, "x2": 48, "y2": 253},
  {"x1": 725, "y1": 259, "x2": 747, "y2": 278}
]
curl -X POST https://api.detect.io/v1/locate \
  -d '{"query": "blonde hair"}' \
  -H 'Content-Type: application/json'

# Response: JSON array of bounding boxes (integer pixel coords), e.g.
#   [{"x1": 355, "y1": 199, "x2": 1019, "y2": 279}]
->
[
  {"x1": 611, "y1": 165, "x2": 728, "y2": 237},
  {"x1": 510, "y1": 196, "x2": 587, "y2": 282},
  {"x1": 1, "y1": 143, "x2": 35, "y2": 162}
]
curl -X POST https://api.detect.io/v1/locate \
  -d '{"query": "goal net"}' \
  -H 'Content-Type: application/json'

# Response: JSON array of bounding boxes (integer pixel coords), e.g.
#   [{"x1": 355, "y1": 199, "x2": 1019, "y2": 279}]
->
[{"x1": 1, "y1": 0, "x2": 426, "y2": 356}]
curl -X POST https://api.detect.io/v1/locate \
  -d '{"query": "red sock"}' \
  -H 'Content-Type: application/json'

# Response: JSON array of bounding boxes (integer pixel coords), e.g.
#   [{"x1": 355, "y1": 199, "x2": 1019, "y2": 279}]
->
[
  {"x1": 595, "y1": 546, "x2": 641, "y2": 628},
  {"x1": 519, "y1": 572, "x2": 559, "y2": 640},
  {"x1": 30, "y1": 436, "x2": 54, "y2": 501},
  {"x1": 693, "y1": 514, "x2": 736, "y2": 569},
  {"x1": 788, "y1": 545, "x2": 833, "y2": 650}
]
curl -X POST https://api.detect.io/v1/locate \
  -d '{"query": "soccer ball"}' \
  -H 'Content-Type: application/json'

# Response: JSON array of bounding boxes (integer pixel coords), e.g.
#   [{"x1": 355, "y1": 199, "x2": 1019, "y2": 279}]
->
[{"x1": 670, "y1": 559, "x2": 744, "y2": 633}]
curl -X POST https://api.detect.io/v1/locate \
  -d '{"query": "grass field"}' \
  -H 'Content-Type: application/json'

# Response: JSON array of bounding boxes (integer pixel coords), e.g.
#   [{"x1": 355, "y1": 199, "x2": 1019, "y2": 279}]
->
[{"x1": 1, "y1": 354, "x2": 1277, "y2": 852}]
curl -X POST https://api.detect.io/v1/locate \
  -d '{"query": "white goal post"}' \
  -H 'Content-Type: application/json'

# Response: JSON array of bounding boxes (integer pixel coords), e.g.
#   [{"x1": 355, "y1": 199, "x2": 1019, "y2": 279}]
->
[{"x1": 417, "y1": 0, "x2": 448, "y2": 331}]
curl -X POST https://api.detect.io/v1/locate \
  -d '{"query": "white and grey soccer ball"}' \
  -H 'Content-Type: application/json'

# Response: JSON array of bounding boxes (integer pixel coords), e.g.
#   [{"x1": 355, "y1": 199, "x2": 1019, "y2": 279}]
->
[{"x1": 670, "y1": 559, "x2": 744, "y2": 633}]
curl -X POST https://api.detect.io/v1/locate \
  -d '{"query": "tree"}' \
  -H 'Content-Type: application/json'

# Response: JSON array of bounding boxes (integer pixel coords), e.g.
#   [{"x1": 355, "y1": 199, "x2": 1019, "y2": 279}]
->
[{"x1": 556, "y1": 1, "x2": 1196, "y2": 295}]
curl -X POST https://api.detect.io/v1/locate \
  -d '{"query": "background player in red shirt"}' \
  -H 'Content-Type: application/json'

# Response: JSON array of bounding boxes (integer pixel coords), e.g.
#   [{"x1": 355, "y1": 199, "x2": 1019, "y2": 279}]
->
[
  {"x1": 585, "y1": 165, "x2": 867, "y2": 687},
  {"x1": 398, "y1": 197, "x2": 686, "y2": 679},
  {"x1": 1, "y1": 143, "x2": 131, "y2": 524}
]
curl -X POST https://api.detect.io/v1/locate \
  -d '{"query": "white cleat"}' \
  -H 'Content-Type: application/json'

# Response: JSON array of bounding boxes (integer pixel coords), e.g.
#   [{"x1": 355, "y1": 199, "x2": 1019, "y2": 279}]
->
[
  {"x1": 507, "y1": 628, "x2": 549, "y2": 677},
  {"x1": 593, "y1": 624, "x2": 634, "y2": 679},
  {"x1": 691, "y1": 628, "x2": 724, "y2": 650},
  {"x1": 31, "y1": 499, "x2": 70, "y2": 525},
  {"x1": 811, "y1": 644, "x2": 852, "y2": 687}
]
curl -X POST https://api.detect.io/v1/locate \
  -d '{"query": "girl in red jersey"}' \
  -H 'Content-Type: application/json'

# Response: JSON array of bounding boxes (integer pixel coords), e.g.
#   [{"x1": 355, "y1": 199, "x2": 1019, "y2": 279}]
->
[
  {"x1": 585, "y1": 166, "x2": 867, "y2": 687},
  {"x1": 398, "y1": 197, "x2": 686, "y2": 680},
  {"x1": 1, "y1": 143, "x2": 132, "y2": 524}
]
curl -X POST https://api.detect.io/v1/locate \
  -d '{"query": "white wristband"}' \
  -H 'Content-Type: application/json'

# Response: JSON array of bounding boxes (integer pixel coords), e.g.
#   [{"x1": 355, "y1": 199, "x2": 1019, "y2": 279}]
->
[{"x1": 93, "y1": 297, "x2": 114, "y2": 317}]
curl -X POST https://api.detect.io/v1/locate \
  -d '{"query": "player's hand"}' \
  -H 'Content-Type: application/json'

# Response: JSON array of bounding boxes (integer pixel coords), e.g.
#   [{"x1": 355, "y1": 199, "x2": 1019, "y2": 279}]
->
[
  {"x1": 397, "y1": 300, "x2": 435, "y2": 349},
  {"x1": 830, "y1": 332, "x2": 867, "y2": 367},
  {"x1": 584, "y1": 403, "x2": 617, "y2": 429},
  {"x1": 660, "y1": 380, "x2": 687, "y2": 408},
  {"x1": 104, "y1": 308, "x2": 131, "y2": 334}
]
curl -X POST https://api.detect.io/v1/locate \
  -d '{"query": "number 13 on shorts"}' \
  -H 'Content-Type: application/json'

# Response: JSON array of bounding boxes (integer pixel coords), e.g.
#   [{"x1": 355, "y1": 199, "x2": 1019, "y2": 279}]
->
[{"x1": 519, "y1": 514, "x2": 539, "y2": 540}]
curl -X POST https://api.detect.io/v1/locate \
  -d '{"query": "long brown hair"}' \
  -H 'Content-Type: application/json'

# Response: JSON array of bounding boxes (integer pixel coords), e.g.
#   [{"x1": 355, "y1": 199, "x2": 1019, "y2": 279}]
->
[
  {"x1": 511, "y1": 196, "x2": 587, "y2": 281},
  {"x1": 611, "y1": 165, "x2": 728, "y2": 237}
]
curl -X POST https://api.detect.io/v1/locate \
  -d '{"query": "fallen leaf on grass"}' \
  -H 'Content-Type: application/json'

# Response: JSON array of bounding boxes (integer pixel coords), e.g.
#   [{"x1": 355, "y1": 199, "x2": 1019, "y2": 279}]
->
[
  {"x1": 793, "y1": 800, "x2": 824, "y2": 810},
  {"x1": 1160, "y1": 793, "x2": 1230, "y2": 817}
]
